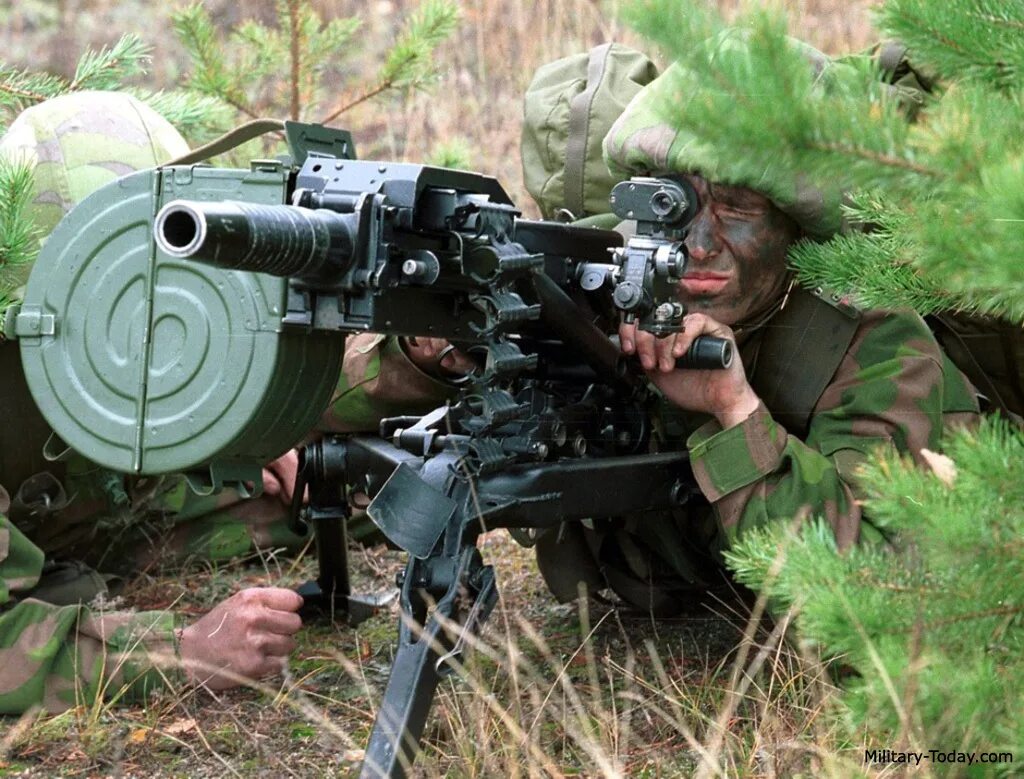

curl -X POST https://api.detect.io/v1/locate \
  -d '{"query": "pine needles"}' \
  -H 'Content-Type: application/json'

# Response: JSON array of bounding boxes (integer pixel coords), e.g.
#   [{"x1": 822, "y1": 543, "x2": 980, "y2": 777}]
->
[
  {"x1": 172, "y1": 0, "x2": 459, "y2": 129},
  {"x1": 725, "y1": 418, "x2": 1024, "y2": 758},
  {"x1": 624, "y1": 0, "x2": 1024, "y2": 322},
  {"x1": 625, "y1": 0, "x2": 1024, "y2": 766},
  {"x1": 0, "y1": 156, "x2": 37, "y2": 315}
]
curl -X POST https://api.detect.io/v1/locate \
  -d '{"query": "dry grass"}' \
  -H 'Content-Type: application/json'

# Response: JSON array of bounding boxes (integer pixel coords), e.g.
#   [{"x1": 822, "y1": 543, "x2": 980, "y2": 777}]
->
[{"x1": 1, "y1": 533, "x2": 875, "y2": 777}]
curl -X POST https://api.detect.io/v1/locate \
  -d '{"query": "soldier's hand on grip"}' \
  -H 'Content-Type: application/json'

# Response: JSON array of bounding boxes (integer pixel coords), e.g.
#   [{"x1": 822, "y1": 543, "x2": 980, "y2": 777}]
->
[
  {"x1": 619, "y1": 313, "x2": 760, "y2": 429},
  {"x1": 402, "y1": 337, "x2": 477, "y2": 378},
  {"x1": 262, "y1": 449, "x2": 303, "y2": 505}
]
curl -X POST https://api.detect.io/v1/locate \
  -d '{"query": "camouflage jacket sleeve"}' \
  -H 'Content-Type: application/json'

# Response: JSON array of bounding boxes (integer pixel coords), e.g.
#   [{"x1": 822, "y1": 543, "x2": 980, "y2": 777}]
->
[
  {"x1": 686, "y1": 309, "x2": 980, "y2": 550},
  {"x1": 0, "y1": 490, "x2": 181, "y2": 714},
  {"x1": 319, "y1": 333, "x2": 459, "y2": 433}
]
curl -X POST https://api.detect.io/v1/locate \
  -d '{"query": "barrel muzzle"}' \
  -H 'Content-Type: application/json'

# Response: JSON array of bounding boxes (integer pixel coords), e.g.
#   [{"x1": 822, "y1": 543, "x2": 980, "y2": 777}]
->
[{"x1": 154, "y1": 199, "x2": 358, "y2": 282}]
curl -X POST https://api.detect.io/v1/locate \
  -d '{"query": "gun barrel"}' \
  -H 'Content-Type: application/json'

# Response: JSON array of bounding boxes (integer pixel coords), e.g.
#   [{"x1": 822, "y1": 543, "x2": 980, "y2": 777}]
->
[{"x1": 154, "y1": 199, "x2": 357, "y2": 281}]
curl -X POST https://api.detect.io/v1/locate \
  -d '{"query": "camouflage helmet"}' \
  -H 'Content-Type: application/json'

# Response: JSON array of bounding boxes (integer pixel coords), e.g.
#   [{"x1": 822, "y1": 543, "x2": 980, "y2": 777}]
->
[
  {"x1": 0, "y1": 91, "x2": 189, "y2": 307},
  {"x1": 603, "y1": 32, "x2": 856, "y2": 239}
]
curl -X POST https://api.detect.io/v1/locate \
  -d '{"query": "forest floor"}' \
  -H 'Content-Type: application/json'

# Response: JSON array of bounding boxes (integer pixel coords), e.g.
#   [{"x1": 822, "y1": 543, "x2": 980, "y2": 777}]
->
[{"x1": 0, "y1": 532, "x2": 858, "y2": 778}]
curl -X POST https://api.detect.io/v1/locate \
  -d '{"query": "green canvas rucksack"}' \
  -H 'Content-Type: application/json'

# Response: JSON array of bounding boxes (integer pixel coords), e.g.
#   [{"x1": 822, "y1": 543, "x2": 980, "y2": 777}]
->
[{"x1": 521, "y1": 42, "x2": 658, "y2": 222}]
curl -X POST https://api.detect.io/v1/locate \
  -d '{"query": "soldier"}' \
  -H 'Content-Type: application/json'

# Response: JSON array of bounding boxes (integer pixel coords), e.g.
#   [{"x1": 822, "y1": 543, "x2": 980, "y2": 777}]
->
[
  {"x1": 0, "y1": 92, "x2": 304, "y2": 713},
  {"x1": 321, "y1": 37, "x2": 982, "y2": 613}
]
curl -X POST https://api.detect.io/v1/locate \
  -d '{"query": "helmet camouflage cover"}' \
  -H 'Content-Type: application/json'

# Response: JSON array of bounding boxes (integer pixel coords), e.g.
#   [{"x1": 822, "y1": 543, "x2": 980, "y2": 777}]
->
[
  {"x1": 603, "y1": 32, "x2": 857, "y2": 239},
  {"x1": 0, "y1": 90, "x2": 189, "y2": 315}
]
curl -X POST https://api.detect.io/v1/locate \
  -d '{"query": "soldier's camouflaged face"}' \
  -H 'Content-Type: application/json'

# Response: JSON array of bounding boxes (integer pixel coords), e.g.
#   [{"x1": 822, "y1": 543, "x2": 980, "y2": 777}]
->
[{"x1": 674, "y1": 173, "x2": 801, "y2": 325}]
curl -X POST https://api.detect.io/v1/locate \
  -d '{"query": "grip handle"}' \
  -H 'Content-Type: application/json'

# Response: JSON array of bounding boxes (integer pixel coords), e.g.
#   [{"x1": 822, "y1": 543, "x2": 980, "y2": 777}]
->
[{"x1": 674, "y1": 335, "x2": 734, "y2": 370}]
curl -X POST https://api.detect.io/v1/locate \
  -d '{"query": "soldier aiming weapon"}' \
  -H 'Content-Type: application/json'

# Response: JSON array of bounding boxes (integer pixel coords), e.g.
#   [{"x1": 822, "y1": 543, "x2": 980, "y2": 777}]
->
[{"x1": 11, "y1": 121, "x2": 729, "y2": 777}]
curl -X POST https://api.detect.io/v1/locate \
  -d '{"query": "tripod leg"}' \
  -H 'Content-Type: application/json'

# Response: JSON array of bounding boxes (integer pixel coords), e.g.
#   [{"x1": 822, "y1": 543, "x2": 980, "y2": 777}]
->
[
  {"x1": 295, "y1": 442, "x2": 395, "y2": 624},
  {"x1": 361, "y1": 547, "x2": 497, "y2": 779}
]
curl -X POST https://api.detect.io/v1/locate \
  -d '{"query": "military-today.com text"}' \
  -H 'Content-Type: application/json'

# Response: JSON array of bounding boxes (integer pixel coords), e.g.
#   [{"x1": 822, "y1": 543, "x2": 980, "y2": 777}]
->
[{"x1": 865, "y1": 749, "x2": 1014, "y2": 767}]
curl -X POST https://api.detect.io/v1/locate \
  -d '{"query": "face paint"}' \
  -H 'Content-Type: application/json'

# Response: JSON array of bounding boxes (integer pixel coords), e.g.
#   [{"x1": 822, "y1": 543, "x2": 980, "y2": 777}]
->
[{"x1": 674, "y1": 174, "x2": 802, "y2": 326}]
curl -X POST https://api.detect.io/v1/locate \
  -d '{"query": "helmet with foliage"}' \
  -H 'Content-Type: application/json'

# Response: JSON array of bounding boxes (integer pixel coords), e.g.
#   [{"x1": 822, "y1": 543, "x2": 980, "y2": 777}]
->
[
  {"x1": 603, "y1": 32, "x2": 854, "y2": 239},
  {"x1": 0, "y1": 90, "x2": 189, "y2": 314}
]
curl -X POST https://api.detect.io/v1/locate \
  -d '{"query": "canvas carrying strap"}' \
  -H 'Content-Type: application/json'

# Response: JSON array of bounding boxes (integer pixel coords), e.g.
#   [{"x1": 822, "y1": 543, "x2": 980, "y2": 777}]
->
[
  {"x1": 164, "y1": 118, "x2": 286, "y2": 166},
  {"x1": 564, "y1": 43, "x2": 615, "y2": 218},
  {"x1": 751, "y1": 286, "x2": 861, "y2": 437}
]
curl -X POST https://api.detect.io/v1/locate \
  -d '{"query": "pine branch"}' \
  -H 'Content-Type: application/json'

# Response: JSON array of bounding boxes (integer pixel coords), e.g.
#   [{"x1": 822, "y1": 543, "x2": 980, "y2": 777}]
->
[
  {"x1": 877, "y1": 0, "x2": 1024, "y2": 89},
  {"x1": 68, "y1": 34, "x2": 149, "y2": 92},
  {"x1": 319, "y1": 0, "x2": 458, "y2": 124},
  {"x1": 632, "y1": 0, "x2": 1024, "y2": 756},
  {"x1": 172, "y1": 3, "x2": 257, "y2": 119},
  {"x1": 379, "y1": 0, "x2": 459, "y2": 87},
  {"x1": 0, "y1": 157, "x2": 39, "y2": 311},
  {"x1": 877, "y1": 604, "x2": 1024, "y2": 634},
  {"x1": 299, "y1": 12, "x2": 360, "y2": 115},
  {"x1": 319, "y1": 80, "x2": 397, "y2": 125},
  {"x1": 787, "y1": 193, "x2": 966, "y2": 316},
  {"x1": 129, "y1": 89, "x2": 233, "y2": 140},
  {"x1": 231, "y1": 20, "x2": 283, "y2": 80},
  {"x1": 0, "y1": 67, "x2": 67, "y2": 121},
  {"x1": 969, "y1": 12, "x2": 1024, "y2": 32},
  {"x1": 315, "y1": 16, "x2": 362, "y2": 58},
  {"x1": 625, "y1": 2, "x2": 1024, "y2": 322},
  {"x1": 2, "y1": 35, "x2": 150, "y2": 127},
  {"x1": 623, "y1": 5, "x2": 933, "y2": 211},
  {"x1": 804, "y1": 140, "x2": 941, "y2": 177}
]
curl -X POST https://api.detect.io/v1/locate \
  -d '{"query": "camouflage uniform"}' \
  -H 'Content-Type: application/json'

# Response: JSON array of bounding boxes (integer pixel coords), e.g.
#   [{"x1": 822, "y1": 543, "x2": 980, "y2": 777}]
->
[
  {"x1": 322, "y1": 296, "x2": 980, "y2": 612},
  {"x1": 325, "y1": 38, "x2": 982, "y2": 612},
  {"x1": 567, "y1": 43, "x2": 981, "y2": 607},
  {"x1": 320, "y1": 334, "x2": 457, "y2": 434},
  {"x1": 0, "y1": 93, "x2": 302, "y2": 713}
]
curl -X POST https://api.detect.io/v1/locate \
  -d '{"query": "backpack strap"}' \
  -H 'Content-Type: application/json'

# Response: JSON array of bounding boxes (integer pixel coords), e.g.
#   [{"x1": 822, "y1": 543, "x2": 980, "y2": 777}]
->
[
  {"x1": 750, "y1": 285, "x2": 861, "y2": 437},
  {"x1": 564, "y1": 44, "x2": 615, "y2": 218},
  {"x1": 928, "y1": 312, "x2": 1024, "y2": 421}
]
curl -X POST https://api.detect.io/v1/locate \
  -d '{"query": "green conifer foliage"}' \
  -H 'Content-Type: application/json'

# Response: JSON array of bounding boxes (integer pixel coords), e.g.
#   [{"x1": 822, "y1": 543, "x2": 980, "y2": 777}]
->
[
  {"x1": 0, "y1": 34, "x2": 225, "y2": 137},
  {"x1": 0, "y1": 156, "x2": 36, "y2": 314},
  {"x1": 878, "y1": 0, "x2": 1024, "y2": 89},
  {"x1": 172, "y1": 0, "x2": 459, "y2": 155},
  {"x1": 625, "y1": 0, "x2": 1024, "y2": 766},
  {"x1": 726, "y1": 419, "x2": 1023, "y2": 762},
  {"x1": 624, "y1": 0, "x2": 1024, "y2": 321}
]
